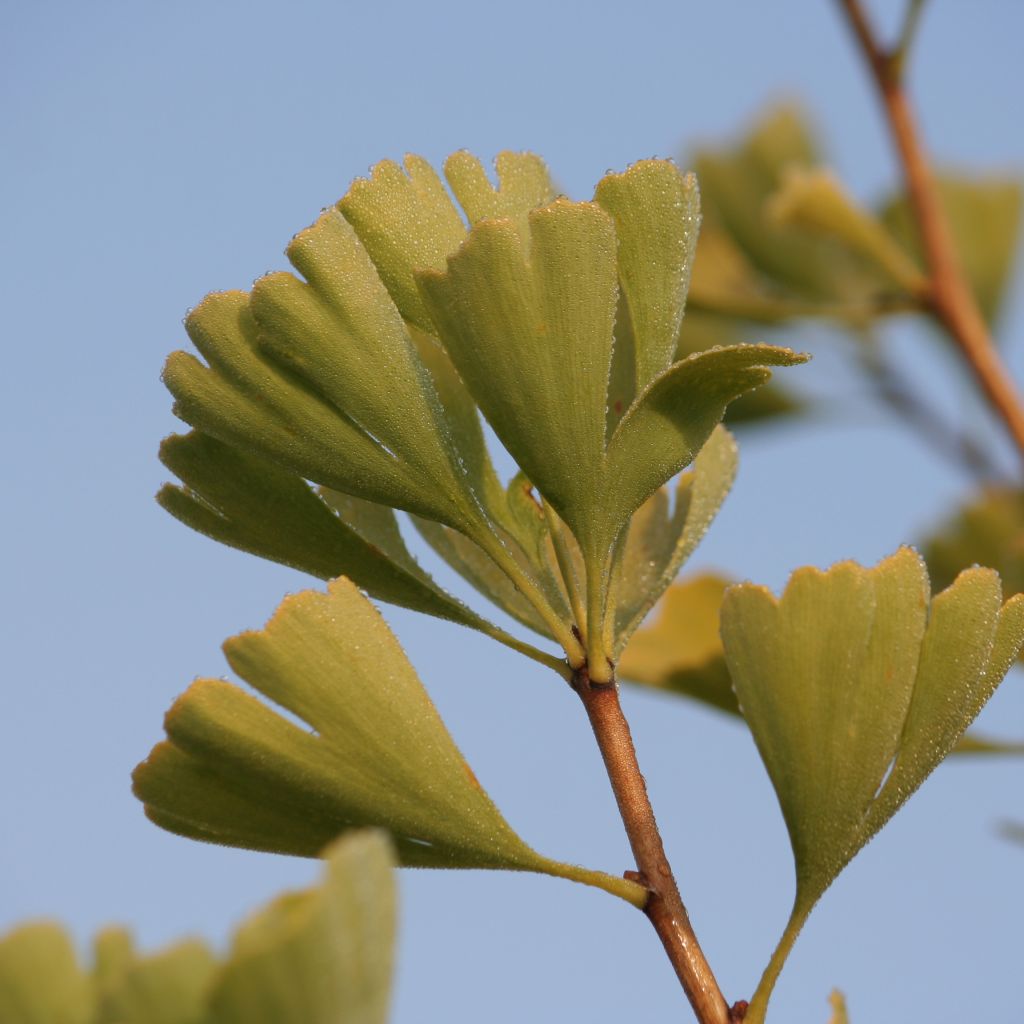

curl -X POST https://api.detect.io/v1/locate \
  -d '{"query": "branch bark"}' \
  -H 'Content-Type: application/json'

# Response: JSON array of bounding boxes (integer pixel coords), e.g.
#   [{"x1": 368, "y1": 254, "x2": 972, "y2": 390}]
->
[
  {"x1": 573, "y1": 668, "x2": 732, "y2": 1024},
  {"x1": 838, "y1": 0, "x2": 1024, "y2": 463}
]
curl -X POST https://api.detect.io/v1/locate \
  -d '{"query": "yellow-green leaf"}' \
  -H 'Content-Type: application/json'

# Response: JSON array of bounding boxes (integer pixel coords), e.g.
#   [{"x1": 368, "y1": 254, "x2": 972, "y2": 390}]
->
[
  {"x1": 444, "y1": 150, "x2": 556, "y2": 241},
  {"x1": 602, "y1": 344, "x2": 806, "y2": 547},
  {"x1": 612, "y1": 426, "x2": 738, "y2": 654},
  {"x1": 767, "y1": 167, "x2": 925, "y2": 295},
  {"x1": 98, "y1": 939, "x2": 216, "y2": 1024},
  {"x1": 617, "y1": 573, "x2": 738, "y2": 714},
  {"x1": 882, "y1": 173, "x2": 1023, "y2": 323},
  {"x1": 133, "y1": 578, "x2": 643, "y2": 904},
  {"x1": 676, "y1": 310, "x2": 805, "y2": 425},
  {"x1": 208, "y1": 831, "x2": 397, "y2": 1024},
  {"x1": 923, "y1": 487, "x2": 1024, "y2": 597},
  {"x1": 595, "y1": 160, "x2": 701, "y2": 392},
  {"x1": 0, "y1": 922, "x2": 92, "y2": 1024},
  {"x1": 164, "y1": 291, "x2": 466, "y2": 527},
  {"x1": 721, "y1": 549, "x2": 1024, "y2": 1022},
  {"x1": 338, "y1": 155, "x2": 466, "y2": 332},
  {"x1": 418, "y1": 199, "x2": 619, "y2": 551}
]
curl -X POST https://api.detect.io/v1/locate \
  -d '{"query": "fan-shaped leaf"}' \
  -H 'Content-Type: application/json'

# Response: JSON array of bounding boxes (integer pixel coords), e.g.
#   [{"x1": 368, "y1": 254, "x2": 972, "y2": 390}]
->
[
  {"x1": 617, "y1": 573, "x2": 737, "y2": 714},
  {"x1": 337, "y1": 155, "x2": 466, "y2": 331},
  {"x1": 164, "y1": 291, "x2": 467, "y2": 527},
  {"x1": 768, "y1": 168, "x2": 925, "y2": 295},
  {"x1": 594, "y1": 160, "x2": 701, "y2": 392},
  {"x1": 882, "y1": 173, "x2": 1022, "y2": 323},
  {"x1": 601, "y1": 344, "x2": 806, "y2": 544},
  {"x1": 923, "y1": 487, "x2": 1024, "y2": 597},
  {"x1": 444, "y1": 150, "x2": 556, "y2": 240},
  {"x1": 417, "y1": 200, "x2": 619, "y2": 550},
  {"x1": 612, "y1": 426, "x2": 738, "y2": 653},
  {"x1": 208, "y1": 831, "x2": 397, "y2": 1024},
  {"x1": 133, "y1": 578, "x2": 643, "y2": 904},
  {"x1": 721, "y1": 549, "x2": 1024, "y2": 1021},
  {"x1": 97, "y1": 940, "x2": 216, "y2": 1024},
  {"x1": 0, "y1": 923, "x2": 92, "y2": 1024}
]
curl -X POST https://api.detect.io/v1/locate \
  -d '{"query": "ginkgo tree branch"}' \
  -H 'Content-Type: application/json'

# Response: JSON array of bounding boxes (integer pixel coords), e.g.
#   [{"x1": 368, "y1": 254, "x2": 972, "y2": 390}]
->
[
  {"x1": 838, "y1": 0, "x2": 1024, "y2": 464},
  {"x1": 573, "y1": 667, "x2": 732, "y2": 1024}
]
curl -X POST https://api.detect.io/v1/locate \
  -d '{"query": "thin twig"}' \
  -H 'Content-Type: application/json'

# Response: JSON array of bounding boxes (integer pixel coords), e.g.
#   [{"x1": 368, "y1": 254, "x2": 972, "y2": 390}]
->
[
  {"x1": 573, "y1": 668, "x2": 731, "y2": 1024},
  {"x1": 837, "y1": 0, "x2": 1024, "y2": 464}
]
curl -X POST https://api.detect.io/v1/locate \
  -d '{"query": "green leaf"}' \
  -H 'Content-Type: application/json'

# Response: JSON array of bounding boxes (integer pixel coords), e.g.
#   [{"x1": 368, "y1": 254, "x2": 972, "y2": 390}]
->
[
  {"x1": 164, "y1": 291, "x2": 467, "y2": 527},
  {"x1": 676, "y1": 310, "x2": 805, "y2": 426},
  {"x1": 411, "y1": 513, "x2": 565, "y2": 639},
  {"x1": 418, "y1": 199, "x2": 619, "y2": 550},
  {"x1": 612, "y1": 426, "x2": 738, "y2": 654},
  {"x1": 337, "y1": 155, "x2": 467, "y2": 332},
  {"x1": 0, "y1": 922, "x2": 93, "y2": 1024},
  {"x1": 691, "y1": 104, "x2": 900, "y2": 315},
  {"x1": 601, "y1": 344, "x2": 806, "y2": 546},
  {"x1": 208, "y1": 831, "x2": 397, "y2": 1024},
  {"x1": 767, "y1": 167, "x2": 925, "y2": 295},
  {"x1": 158, "y1": 431, "x2": 473, "y2": 623},
  {"x1": 881, "y1": 173, "x2": 1023, "y2": 323},
  {"x1": 249, "y1": 209, "x2": 479, "y2": 525},
  {"x1": 594, "y1": 161, "x2": 701, "y2": 392},
  {"x1": 923, "y1": 487, "x2": 1024, "y2": 597},
  {"x1": 159, "y1": 430, "x2": 563, "y2": 670},
  {"x1": 721, "y1": 548, "x2": 1024, "y2": 1021},
  {"x1": 444, "y1": 150, "x2": 556, "y2": 240},
  {"x1": 98, "y1": 939, "x2": 216, "y2": 1024},
  {"x1": 617, "y1": 573, "x2": 738, "y2": 715},
  {"x1": 133, "y1": 578, "x2": 644, "y2": 905},
  {"x1": 92, "y1": 928, "x2": 136, "y2": 1006}
]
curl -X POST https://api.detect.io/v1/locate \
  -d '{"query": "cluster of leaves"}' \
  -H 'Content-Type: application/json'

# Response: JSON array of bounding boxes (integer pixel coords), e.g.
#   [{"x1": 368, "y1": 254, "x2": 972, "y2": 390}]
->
[
  {"x1": 141, "y1": 138, "x2": 1024, "y2": 1022},
  {"x1": 10, "y1": 109, "x2": 1024, "y2": 1023},
  {"x1": 0, "y1": 832, "x2": 396, "y2": 1024}
]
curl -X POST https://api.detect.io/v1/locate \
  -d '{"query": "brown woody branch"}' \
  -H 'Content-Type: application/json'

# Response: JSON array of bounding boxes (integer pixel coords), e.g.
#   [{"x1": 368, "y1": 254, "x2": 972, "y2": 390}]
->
[
  {"x1": 837, "y1": 0, "x2": 1024, "y2": 464},
  {"x1": 573, "y1": 668, "x2": 731, "y2": 1024}
]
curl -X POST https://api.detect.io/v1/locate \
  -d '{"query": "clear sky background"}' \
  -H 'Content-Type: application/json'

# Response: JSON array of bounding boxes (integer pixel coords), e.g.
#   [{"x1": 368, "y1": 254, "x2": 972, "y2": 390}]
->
[{"x1": 4, "y1": 1, "x2": 1024, "y2": 1021}]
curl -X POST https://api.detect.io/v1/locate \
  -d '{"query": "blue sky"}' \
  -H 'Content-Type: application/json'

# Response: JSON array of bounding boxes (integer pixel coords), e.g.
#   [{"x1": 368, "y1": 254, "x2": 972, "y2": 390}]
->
[{"x1": 3, "y1": 1, "x2": 1024, "y2": 1021}]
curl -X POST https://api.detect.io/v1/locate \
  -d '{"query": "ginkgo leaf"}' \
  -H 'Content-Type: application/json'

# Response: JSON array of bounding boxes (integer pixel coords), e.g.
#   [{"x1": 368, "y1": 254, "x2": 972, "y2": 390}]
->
[
  {"x1": 418, "y1": 199, "x2": 619, "y2": 550},
  {"x1": 612, "y1": 426, "x2": 738, "y2": 654},
  {"x1": 133, "y1": 577, "x2": 644, "y2": 906},
  {"x1": 157, "y1": 430, "x2": 567, "y2": 668},
  {"x1": 720, "y1": 548, "x2": 1024, "y2": 1022},
  {"x1": 97, "y1": 939, "x2": 216, "y2": 1024},
  {"x1": 882, "y1": 173, "x2": 1022, "y2": 323},
  {"x1": 92, "y1": 928, "x2": 135, "y2": 1006},
  {"x1": 617, "y1": 573, "x2": 738, "y2": 714},
  {"x1": 337, "y1": 155, "x2": 467, "y2": 332},
  {"x1": 767, "y1": 167, "x2": 925, "y2": 295},
  {"x1": 594, "y1": 160, "x2": 701, "y2": 392},
  {"x1": 158, "y1": 431, "x2": 461, "y2": 613},
  {"x1": 444, "y1": 150, "x2": 556, "y2": 240},
  {"x1": 0, "y1": 922, "x2": 92, "y2": 1024},
  {"x1": 248, "y1": 209, "x2": 478, "y2": 525},
  {"x1": 208, "y1": 831, "x2": 397, "y2": 1024},
  {"x1": 923, "y1": 487, "x2": 1024, "y2": 597},
  {"x1": 165, "y1": 150, "x2": 806, "y2": 676},
  {"x1": 163, "y1": 290, "x2": 469, "y2": 528},
  {"x1": 419, "y1": 188, "x2": 804, "y2": 563},
  {"x1": 411, "y1": 514, "x2": 564, "y2": 638},
  {"x1": 692, "y1": 105, "x2": 883, "y2": 306},
  {"x1": 601, "y1": 344, "x2": 806, "y2": 546}
]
